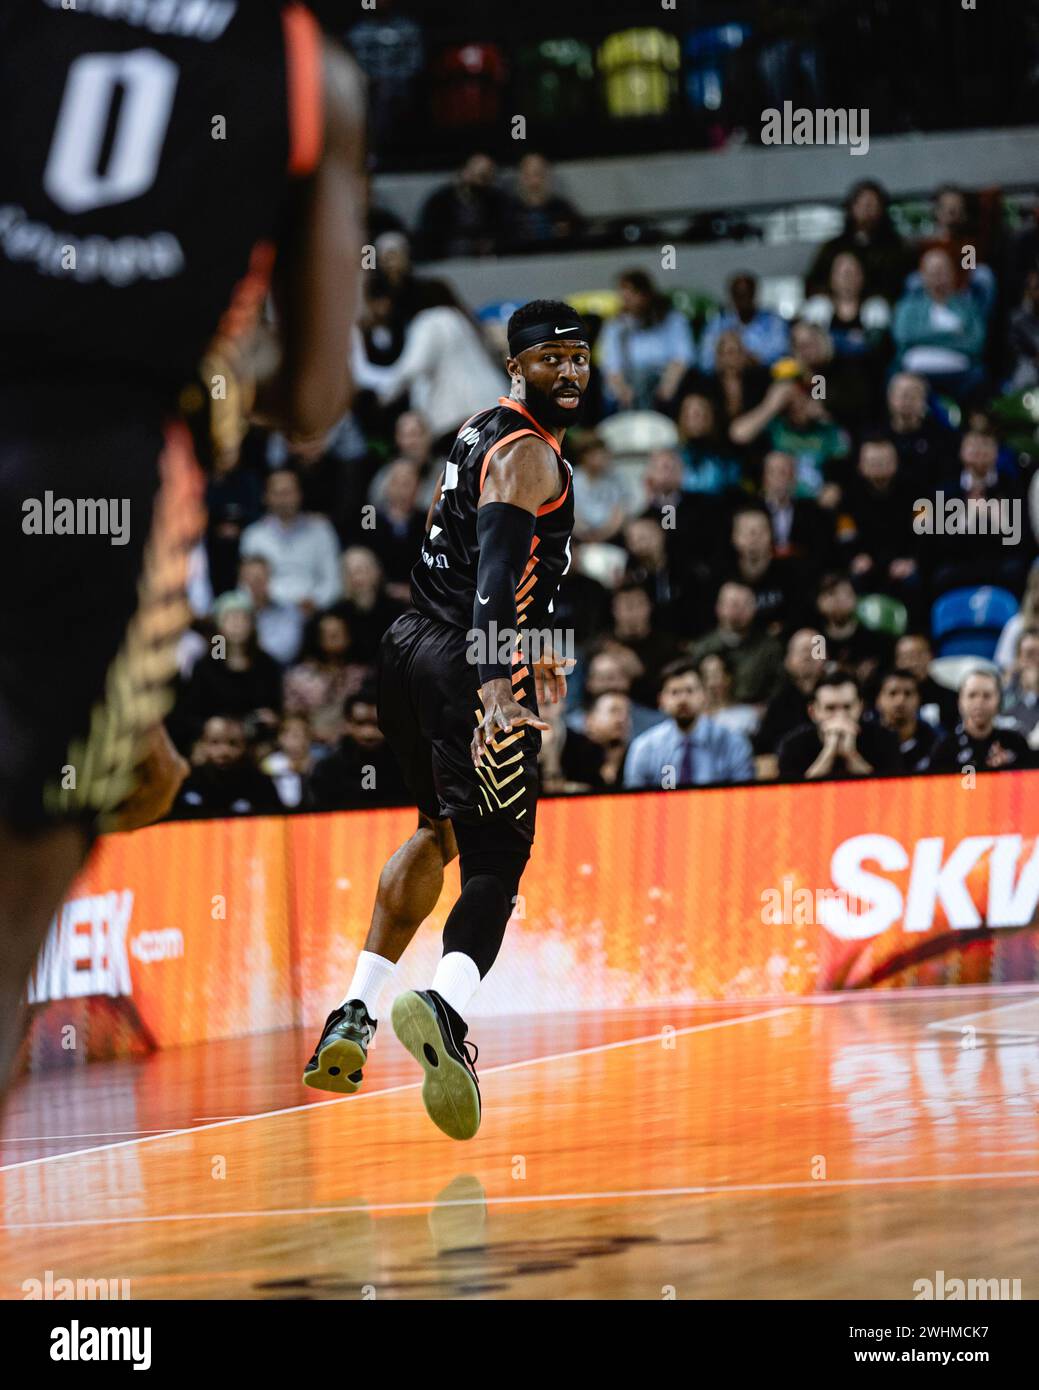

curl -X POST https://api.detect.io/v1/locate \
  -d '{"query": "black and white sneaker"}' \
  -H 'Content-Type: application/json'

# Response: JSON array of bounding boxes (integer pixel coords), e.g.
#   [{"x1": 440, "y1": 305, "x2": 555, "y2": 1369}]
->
[
  {"x1": 302, "y1": 1000, "x2": 376, "y2": 1094},
  {"x1": 391, "y1": 990, "x2": 481, "y2": 1140}
]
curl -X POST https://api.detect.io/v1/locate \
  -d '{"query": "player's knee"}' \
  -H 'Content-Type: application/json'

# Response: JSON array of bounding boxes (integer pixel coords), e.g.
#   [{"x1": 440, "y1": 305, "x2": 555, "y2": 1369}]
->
[{"x1": 417, "y1": 813, "x2": 458, "y2": 867}]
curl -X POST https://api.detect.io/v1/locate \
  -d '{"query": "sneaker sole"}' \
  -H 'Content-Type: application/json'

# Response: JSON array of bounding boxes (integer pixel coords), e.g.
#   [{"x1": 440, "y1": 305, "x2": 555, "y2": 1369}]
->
[
  {"x1": 391, "y1": 992, "x2": 481, "y2": 1141},
  {"x1": 301, "y1": 1037, "x2": 366, "y2": 1095}
]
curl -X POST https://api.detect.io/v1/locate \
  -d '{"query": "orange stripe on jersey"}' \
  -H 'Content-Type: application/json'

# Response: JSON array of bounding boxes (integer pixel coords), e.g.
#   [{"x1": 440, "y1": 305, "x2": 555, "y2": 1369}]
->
[
  {"x1": 497, "y1": 397, "x2": 562, "y2": 455},
  {"x1": 511, "y1": 667, "x2": 529, "y2": 684},
  {"x1": 478, "y1": 429, "x2": 540, "y2": 493},
  {"x1": 537, "y1": 464, "x2": 571, "y2": 516},
  {"x1": 282, "y1": 3, "x2": 324, "y2": 176},
  {"x1": 516, "y1": 572, "x2": 538, "y2": 601}
]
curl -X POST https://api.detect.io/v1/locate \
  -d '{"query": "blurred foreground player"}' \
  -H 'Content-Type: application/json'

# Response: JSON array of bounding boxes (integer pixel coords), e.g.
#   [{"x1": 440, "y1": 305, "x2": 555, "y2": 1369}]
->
[
  {"x1": 304, "y1": 301, "x2": 587, "y2": 1140},
  {"x1": 0, "y1": 1, "x2": 366, "y2": 1097}
]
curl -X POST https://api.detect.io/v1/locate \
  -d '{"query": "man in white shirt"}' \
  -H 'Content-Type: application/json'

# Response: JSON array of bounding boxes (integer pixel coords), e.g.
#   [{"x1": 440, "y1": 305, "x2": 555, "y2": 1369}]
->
[
  {"x1": 239, "y1": 468, "x2": 342, "y2": 617},
  {"x1": 352, "y1": 305, "x2": 507, "y2": 443}
]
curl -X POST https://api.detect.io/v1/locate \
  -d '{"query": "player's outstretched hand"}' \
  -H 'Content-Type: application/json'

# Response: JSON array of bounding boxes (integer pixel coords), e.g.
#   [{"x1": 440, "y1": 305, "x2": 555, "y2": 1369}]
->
[
  {"x1": 472, "y1": 679, "x2": 549, "y2": 768},
  {"x1": 110, "y1": 724, "x2": 189, "y2": 833},
  {"x1": 533, "y1": 644, "x2": 576, "y2": 707}
]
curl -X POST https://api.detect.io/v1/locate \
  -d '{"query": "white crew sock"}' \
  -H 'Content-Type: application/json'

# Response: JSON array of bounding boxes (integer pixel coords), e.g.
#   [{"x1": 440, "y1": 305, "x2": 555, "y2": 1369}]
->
[
  {"x1": 430, "y1": 951, "x2": 482, "y2": 1018},
  {"x1": 340, "y1": 950, "x2": 396, "y2": 1019}
]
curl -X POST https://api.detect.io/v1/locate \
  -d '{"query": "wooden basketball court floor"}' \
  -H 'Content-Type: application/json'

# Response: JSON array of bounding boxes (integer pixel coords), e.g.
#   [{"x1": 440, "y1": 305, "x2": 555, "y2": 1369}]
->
[{"x1": 2, "y1": 987, "x2": 1038, "y2": 1300}]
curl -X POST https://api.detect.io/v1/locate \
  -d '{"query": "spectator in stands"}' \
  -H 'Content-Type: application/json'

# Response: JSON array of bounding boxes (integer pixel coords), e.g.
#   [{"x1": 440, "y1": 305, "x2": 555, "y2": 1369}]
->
[
  {"x1": 559, "y1": 690, "x2": 631, "y2": 790},
  {"x1": 926, "y1": 669, "x2": 1032, "y2": 772},
  {"x1": 352, "y1": 303, "x2": 507, "y2": 445},
  {"x1": 623, "y1": 660, "x2": 754, "y2": 789},
  {"x1": 777, "y1": 672, "x2": 903, "y2": 781},
  {"x1": 174, "y1": 715, "x2": 282, "y2": 818},
  {"x1": 838, "y1": 434, "x2": 920, "y2": 608},
  {"x1": 567, "y1": 647, "x2": 663, "y2": 740},
  {"x1": 801, "y1": 251, "x2": 892, "y2": 358},
  {"x1": 261, "y1": 714, "x2": 316, "y2": 809},
  {"x1": 509, "y1": 153, "x2": 584, "y2": 250},
  {"x1": 691, "y1": 581, "x2": 783, "y2": 705},
  {"x1": 329, "y1": 546, "x2": 404, "y2": 665},
  {"x1": 719, "y1": 505, "x2": 804, "y2": 634},
  {"x1": 805, "y1": 179, "x2": 908, "y2": 302},
  {"x1": 307, "y1": 685, "x2": 410, "y2": 810},
  {"x1": 599, "y1": 269, "x2": 695, "y2": 411},
  {"x1": 237, "y1": 555, "x2": 304, "y2": 668},
  {"x1": 206, "y1": 448, "x2": 263, "y2": 596},
  {"x1": 892, "y1": 247, "x2": 987, "y2": 400},
  {"x1": 1001, "y1": 627, "x2": 1039, "y2": 739},
  {"x1": 284, "y1": 611, "x2": 369, "y2": 726},
  {"x1": 610, "y1": 582, "x2": 684, "y2": 706},
  {"x1": 913, "y1": 184, "x2": 997, "y2": 320},
  {"x1": 623, "y1": 513, "x2": 697, "y2": 635},
  {"x1": 894, "y1": 631, "x2": 959, "y2": 730},
  {"x1": 641, "y1": 449, "x2": 704, "y2": 573},
  {"x1": 994, "y1": 560, "x2": 1039, "y2": 671},
  {"x1": 174, "y1": 592, "x2": 283, "y2": 748},
  {"x1": 674, "y1": 392, "x2": 742, "y2": 496},
  {"x1": 696, "y1": 329, "x2": 770, "y2": 429},
  {"x1": 886, "y1": 371, "x2": 955, "y2": 488},
  {"x1": 357, "y1": 268, "x2": 405, "y2": 368},
  {"x1": 729, "y1": 377, "x2": 849, "y2": 500},
  {"x1": 415, "y1": 152, "x2": 512, "y2": 260},
  {"x1": 920, "y1": 423, "x2": 1031, "y2": 598},
  {"x1": 754, "y1": 627, "x2": 827, "y2": 757},
  {"x1": 697, "y1": 650, "x2": 760, "y2": 741},
  {"x1": 375, "y1": 231, "x2": 458, "y2": 331},
  {"x1": 367, "y1": 409, "x2": 443, "y2": 515},
  {"x1": 698, "y1": 272, "x2": 789, "y2": 372},
  {"x1": 756, "y1": 450, "x2": 834, "y2": 572},
  {"x1": 368, "y1": 459, "x2": 426, "y2": 600},
  {"x1": 1005, "y1": 265, "x2": 1039, "y2": 391},
  {"x1": 870, "y1": 668, "x2": 939, "y2": 772},
  {"x1": 572, "y1": 433, "x2": 633, "y2": 543},
  {"x1": 773, "y1": 318, "x2": 874, "y2": 434},
  {"x1": 239, "y1": 468, "x2": 342, "y2": 616},
  {"x1": 814, "y1": 572, "x2": 892, "y2": 682}
]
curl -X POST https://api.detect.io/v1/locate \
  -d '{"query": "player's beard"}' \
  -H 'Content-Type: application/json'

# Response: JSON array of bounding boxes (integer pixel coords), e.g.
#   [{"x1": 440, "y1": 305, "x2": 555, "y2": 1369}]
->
[{"x1": 519, "y1": 378, "x2": 585, "y2": 431}]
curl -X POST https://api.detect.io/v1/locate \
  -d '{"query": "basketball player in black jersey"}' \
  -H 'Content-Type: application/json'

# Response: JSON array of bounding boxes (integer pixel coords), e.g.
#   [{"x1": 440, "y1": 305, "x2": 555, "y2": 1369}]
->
[
  {"x1": 0, "y1": 1, "x2": 366, "y2": 1097},
  {"x1": 304, "y1": 300, "x2": 589, "y2": 1140}
]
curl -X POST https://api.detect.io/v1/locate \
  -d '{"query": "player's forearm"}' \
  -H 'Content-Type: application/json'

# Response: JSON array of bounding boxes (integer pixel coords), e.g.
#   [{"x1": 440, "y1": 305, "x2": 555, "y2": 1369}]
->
[{"x1": 472, "y1": 504, "x2": 534, "y2": 683}]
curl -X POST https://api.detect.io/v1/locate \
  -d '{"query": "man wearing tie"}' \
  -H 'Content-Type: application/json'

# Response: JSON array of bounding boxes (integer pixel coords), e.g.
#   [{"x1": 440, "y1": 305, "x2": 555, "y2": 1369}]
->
[{"x1": 623, "y1": 661, "x2": 755, "y2": 789}]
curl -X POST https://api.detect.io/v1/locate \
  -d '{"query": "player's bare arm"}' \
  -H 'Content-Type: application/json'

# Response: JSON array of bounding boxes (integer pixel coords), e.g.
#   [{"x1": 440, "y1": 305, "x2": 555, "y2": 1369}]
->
[
  {"x1": 253, "y1": 41, "x2": 367, "y2": 442},
  {"x1": 469, "y1": 435, "x2": 561, "y2": 766}
]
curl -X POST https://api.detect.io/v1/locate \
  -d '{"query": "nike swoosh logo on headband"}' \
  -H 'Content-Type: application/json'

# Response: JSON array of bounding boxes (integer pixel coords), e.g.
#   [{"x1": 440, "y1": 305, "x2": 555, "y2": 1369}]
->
[{"x1": 554, "y1": 326, "x2": 581, "y2": 335}]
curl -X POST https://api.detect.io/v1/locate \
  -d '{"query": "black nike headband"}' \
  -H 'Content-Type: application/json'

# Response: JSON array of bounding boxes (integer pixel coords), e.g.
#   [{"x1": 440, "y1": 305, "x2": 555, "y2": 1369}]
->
[{"x1": 508, "y1": 316, "x2": 590, "y2": 358}]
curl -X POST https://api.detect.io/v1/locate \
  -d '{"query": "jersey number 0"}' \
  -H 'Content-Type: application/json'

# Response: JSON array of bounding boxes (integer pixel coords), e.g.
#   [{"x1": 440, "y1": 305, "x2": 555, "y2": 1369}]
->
[{"x1": 43, "y1": 50, "x2": 179, "y2": 215}]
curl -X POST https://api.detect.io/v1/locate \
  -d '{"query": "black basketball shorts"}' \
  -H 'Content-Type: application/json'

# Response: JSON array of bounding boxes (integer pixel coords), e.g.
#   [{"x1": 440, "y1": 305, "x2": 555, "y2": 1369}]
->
[
  {"x1": 377, "y1": 609, "x2": 540, "y2": 844},
  {"x1": 0, "y1": 382, "x2": 205, "y2": 833}
]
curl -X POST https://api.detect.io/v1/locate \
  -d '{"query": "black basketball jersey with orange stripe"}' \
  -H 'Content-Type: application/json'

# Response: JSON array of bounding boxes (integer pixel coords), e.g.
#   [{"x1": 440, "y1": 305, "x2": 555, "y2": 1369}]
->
[
  {"x1": 411, "y1": 396, "x2": 575, "y2": 637},
  {"x1": 0, "y1": 0, "x2": 322, "y2": 404}
]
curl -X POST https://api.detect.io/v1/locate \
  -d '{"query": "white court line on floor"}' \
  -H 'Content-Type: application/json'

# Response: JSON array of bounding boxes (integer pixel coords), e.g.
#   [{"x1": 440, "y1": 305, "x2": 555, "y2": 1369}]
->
[
  {"x1": 927, "y1": 997, "x2": 1039, "y2": 1037},
  {"x1": 4, "y1": 1169, "x2": 1039, "y2": 1233},
  {"x1": 0, "y1": 1006, "x2": 794, "y2": 1174},
  {"x1": 1, "y1": 1130, "x2": 181, "y2": 1142}
]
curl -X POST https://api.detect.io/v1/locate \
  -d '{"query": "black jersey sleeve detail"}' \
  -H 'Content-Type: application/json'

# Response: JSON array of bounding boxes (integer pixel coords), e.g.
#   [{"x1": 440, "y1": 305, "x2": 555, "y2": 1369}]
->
[{"x1": 472, "y1": 502, "x2": 536, "y2": 685}]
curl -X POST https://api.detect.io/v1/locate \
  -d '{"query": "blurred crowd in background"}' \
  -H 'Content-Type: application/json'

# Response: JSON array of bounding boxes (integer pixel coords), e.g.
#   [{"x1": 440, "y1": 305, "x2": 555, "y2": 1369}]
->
[{"x1": 167, "y1": 158, "x2": 1039, "y2": 819}]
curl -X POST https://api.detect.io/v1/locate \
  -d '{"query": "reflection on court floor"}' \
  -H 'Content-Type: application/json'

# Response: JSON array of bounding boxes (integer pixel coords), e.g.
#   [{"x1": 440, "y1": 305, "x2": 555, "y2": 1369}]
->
[{"x1": 2, "y1": 991, "x2": 1038, "y2": 1299}]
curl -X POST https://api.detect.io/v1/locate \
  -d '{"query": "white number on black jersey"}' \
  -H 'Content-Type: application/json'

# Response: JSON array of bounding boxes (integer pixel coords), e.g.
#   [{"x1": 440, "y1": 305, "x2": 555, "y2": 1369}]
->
[{"x1": 43, "y1": 50, "x2": 179, "y2": 215}]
